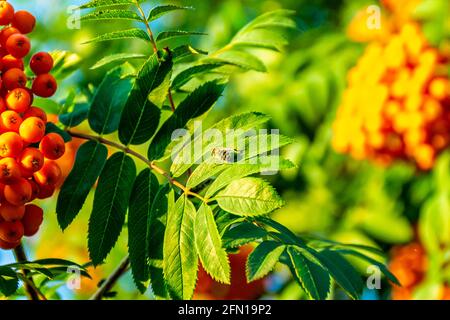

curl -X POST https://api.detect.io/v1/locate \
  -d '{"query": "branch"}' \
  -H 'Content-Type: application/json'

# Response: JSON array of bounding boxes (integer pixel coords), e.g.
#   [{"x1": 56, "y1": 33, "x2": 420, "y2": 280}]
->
[
  {"x1": 66, "y1": 130, "x2": 207, "y2": 202},
  {"x1": 90, "y1": 255, "x2": 130, "y2": 300},
  {"x1": 13, "y1": 243, "x2": 46, "y2": 300},
  {"x1": 134, "y1": 1, "x2": 177, "y2": 113}
]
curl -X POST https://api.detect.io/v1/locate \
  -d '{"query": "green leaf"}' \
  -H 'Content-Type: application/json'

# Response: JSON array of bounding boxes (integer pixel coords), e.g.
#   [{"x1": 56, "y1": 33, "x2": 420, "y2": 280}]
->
[
  {"x1": 156, "y1": 30, "x2": 206, "y2": 42},
  {"x1": 88, "y1": 64, "x2": 134, "y2": 134},
  {"x1": 172, "y1": 45, "x2": 208, "y2": 62},
  {"x1": 170, "y1": 112, "x2": 270, "y2": 177},
  {"x1": 91, "y1": 53, "x2": 147, "y2": 70},
  {"x1": 163, "y1": 196, "x2": 197, "y2": 300},
  {"x1": 57, "y1": 141, "x2": 108, "y2": 230},
  {"x1": 148, "y1": 185, "x2": 171, "y2": 299},
  {"x1": 207, "y1": 51, "x2": 267, "y2": 72},
  {"x1": 119, "y1": 52, "x2": 172, "y2": 145},
  {"x1": 148, "y1": 81, "x2": 225, "y2": 160},
  {"x1": 230, "y1": 10, "x2": 296, "y2": 52},
  {"x1": 206, "y1": 159, "x2": 295, "y2": 197},
  {"x1": 336, "y1": 249, "x2": 400, "y2": 285},
  {"x1": 172, "y1": 63, "x2": 225, "y2": 90},
  {"x1": 148, "y1": 5, "x2": 194, "y2": 21},
  {"x1": 0, "y1": 267, "x2": 19, "y2": 297},
  {"x1": 246, "y1": 241, "x2": 285, "y2": 281},
  {"x1": 214, "y1": 177, "x2": 284, "y2": 216},
  {"x1": 287, "y1": 247, "x2": 330, "y2": 300},
  {"x1": 80, "y1": 9, "x2": 142, "y2": 22},
  {"x1": 59, "y1": 103, "x2": 90, "y2": 127},
  {"x1": 222, "y1": 222, "x2": 268, "y2": 248},
  {"x1": 83, "y1": 28, "x2": 150, "y2": 44},
  {"x1": 45, "y1": 123, "x2": 71, "y2": 142},
  {"x1": 79, "y1": 0, "x2": 142, "y2": 9},
  {"x1": 314, "y1": 249, "x2": 364, "y2": 300},
  {"x1": 186, "y1": 162, "x2": 227, "y2": 190},
  {"x1": 88, "y1": 152, "x2": 136, "y2": 265},
  {"x1": 128, "y1": 169, "x2": 159, "y2": 293},
  {"x1": 195, "y1": 204, "x2": 230, "y2": 284}
]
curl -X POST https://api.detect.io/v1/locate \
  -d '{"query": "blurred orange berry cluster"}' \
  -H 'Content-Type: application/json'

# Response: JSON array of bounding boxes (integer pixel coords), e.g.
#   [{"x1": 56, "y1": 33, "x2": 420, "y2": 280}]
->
[
  {"x1": 390, "y1": 242, "x2": 450, "y2": 300},
  {"x1": 0, "y1": 1, "x2": 64, "y2": 250},
  {"x1": 194, "y1": 245, "x2": 265, "y2": 300},
  {"x1": 333, "y1": 1, "x2": 449, "y2": 169}
]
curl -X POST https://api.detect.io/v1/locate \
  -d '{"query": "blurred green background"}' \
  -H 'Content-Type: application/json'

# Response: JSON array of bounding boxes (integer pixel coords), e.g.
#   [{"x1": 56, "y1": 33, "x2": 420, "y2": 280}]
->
[{"x1": 1, "y1": 0, "x2": 449, "y2": 300}]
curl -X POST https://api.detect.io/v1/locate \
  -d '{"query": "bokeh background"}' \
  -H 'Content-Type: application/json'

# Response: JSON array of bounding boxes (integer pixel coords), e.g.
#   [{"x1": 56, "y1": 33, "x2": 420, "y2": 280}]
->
[{"x1": 1, "y1": 0, "x2": 449, "y2": 300}]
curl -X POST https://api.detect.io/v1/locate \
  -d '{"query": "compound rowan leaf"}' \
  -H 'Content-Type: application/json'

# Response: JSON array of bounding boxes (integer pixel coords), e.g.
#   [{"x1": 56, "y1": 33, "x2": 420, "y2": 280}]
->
[
  {"x1": 287, "y1": 247, "x2": 331, "y2": 300},
  {"x1": 57, "y1": 141, "x2": 108, "y2": 230},
  {"x1": 163, "y1": 196, "x2": 197, "y2": 300},
  {"x1": 148, "y1": 81, "x2": 225, "y2": 160},
  {"x1": 246, "y1": 241, "x2": 285, "y2": 281},
  {"x1": 172, "y1": 45, "x2": 208, "y2": 62},
  {"x1": 88, "y1": 64, "x2": 134, "y2": 134},
  {"x1": 128, "y1": 169, "x2": 159, "y2": 293},
  {"x1": 118, "y1": 52, "x2": 172, "y2": 145},
  {"x1": 214, "y1": 177, "x2": 284, "y2": 216},
  {"x1": 88, "y1": 152, "x2": 136, "y2": 265},
  {"x1": 194, "y1": 204, "x2": 230, "y2": 284}
]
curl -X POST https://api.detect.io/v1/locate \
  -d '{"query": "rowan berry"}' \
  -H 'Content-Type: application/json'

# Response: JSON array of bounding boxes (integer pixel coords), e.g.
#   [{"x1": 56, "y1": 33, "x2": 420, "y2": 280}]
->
[
  {"x1": 6, "y1": 33, "x2": 31, "y2": 59},
  {"x1": 33, "y1": 160, "x2": 61, "y2": 186},
  {"x1": 0, "y1": 132, "x2": 23, "y2": 157},
  {"x1": 19, "y1": 116, "x2": 45, "y2": 143},
  {"x1": 36, "y1": 183, "x2": 54, "y2": 199},
  {"x1": 0, "y1": 237, "x2": 20, "y2": 249},
  {"x1": 23, "y1": 106, "x2": 47, "y2": 122},
  {"x1": 21, "y1": 204, "x2": 43, "y2": 236},
  {"x1": 2, "y1": 67, "x2": 27, "y2": 90},
  {"x1": 0, "y1": 220, "x2": 24, "y2": 243},
  {"x1": 4, "y1": 178, "x2": 32, "y2": 206},
  {"x1": 0, "y1": 110, "x2": 22, "y2": 132},
  {"x1": 11, "y1": 10, "x2": 35, "y2": 34},
  {"x1": 1, "y1": 54, "x2": 24, "y2": 71},
  {"x1": 0, "y1": 1, "x2": 14, "y2": 26},
  {"x1": 6, "y1": 87, "x2": 31, "y2": 112},
  {"x1": 0, "y1": 157, "x2": 20, "y2": 185},
  {"x1": 32, "y1": 74, "x2": 57, "y2": 97},
  {"x1": 30, "y1": 52, "x2": 53, "y2": 75},
  {"x1": 0, "y1": 203, "x2": 25, "y2": 222},
  {"x1": 19, "y1": 147, "x2": 44, "y2": 172},
  {"x1": 40, "y1": 133, "x2": 65, "y2": 160}
]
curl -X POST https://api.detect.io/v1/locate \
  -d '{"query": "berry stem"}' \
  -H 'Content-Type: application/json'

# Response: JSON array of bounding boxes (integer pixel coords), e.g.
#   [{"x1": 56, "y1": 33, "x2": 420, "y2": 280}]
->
[
  {"x1": 90, "y1": 255, "x2": 130, "y2": 300},
  {"x1": 134, "y1": 0, "x2": 158, "y2": 54},
  {"x1": 13, "y1": 243, "x2": 46, "y2": 300},
  {"x1": 66, "y1": 130, "x2": 207, "y2": 202}
]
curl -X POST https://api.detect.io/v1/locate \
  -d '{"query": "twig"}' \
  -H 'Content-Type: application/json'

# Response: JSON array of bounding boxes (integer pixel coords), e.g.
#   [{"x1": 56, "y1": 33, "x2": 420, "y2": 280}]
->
[
  {"x1": 66, "y1": 130, "x2": 207, "y2": 202},
  {"x1": 134, "y1": 1, "x2": 177, "y2": 112},
  {"x1": 89, "y1": 255, "x2": 130, "y2": 300},
  {"x1": 13, "y1": 243, "x2": 46, "y2": 300}
]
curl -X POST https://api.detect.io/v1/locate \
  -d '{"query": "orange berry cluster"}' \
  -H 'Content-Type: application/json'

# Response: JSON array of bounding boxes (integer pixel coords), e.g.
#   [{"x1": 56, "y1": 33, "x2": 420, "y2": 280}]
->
[
  {"x1": 332, "y1": 22, "x2": 450, "y2": 170},
  {"x1": 390, "y1": 242, "x2": 450, "y2": 300},
  {"x1": 0, "y1": 1, "x2": 63, "y2": 250}
]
